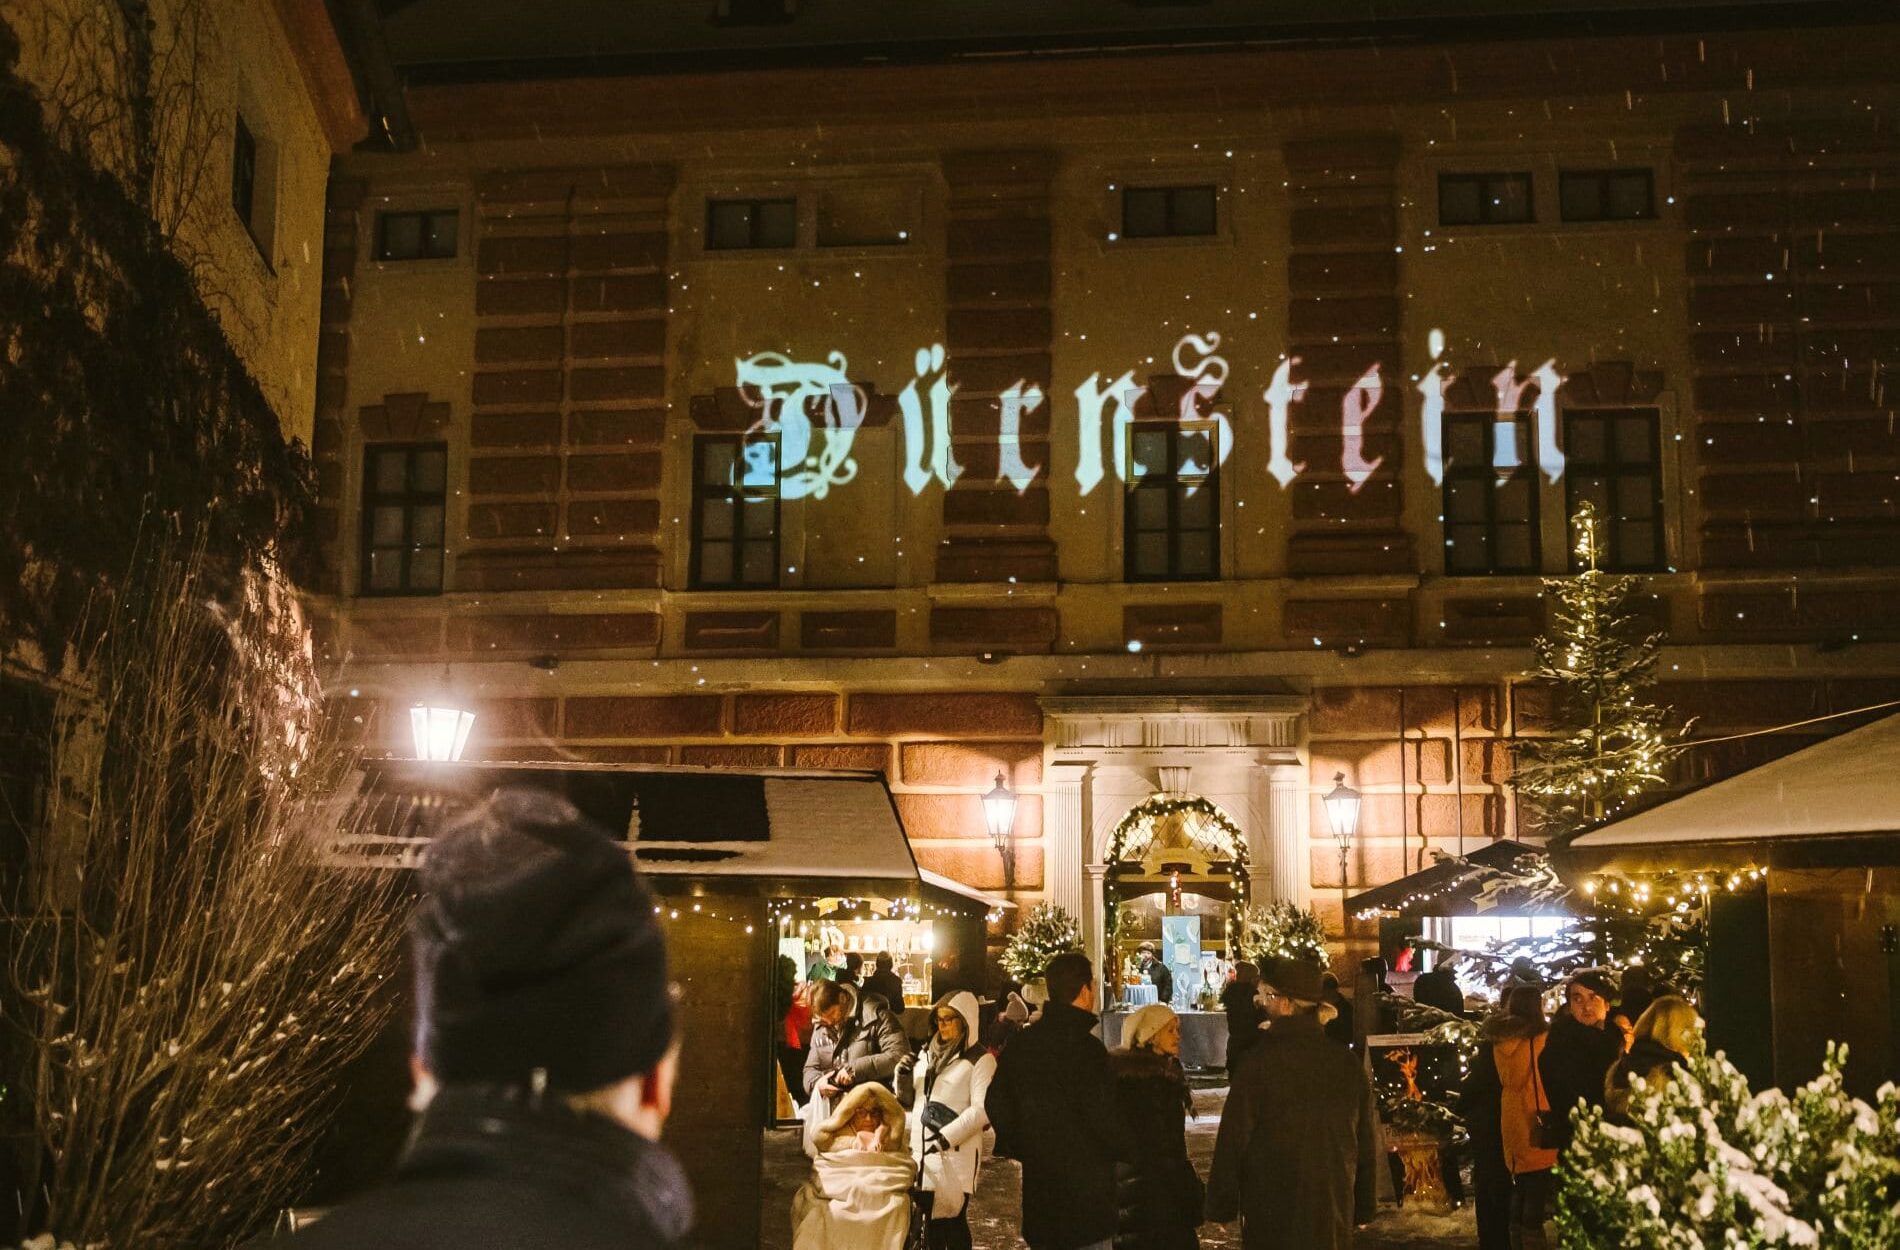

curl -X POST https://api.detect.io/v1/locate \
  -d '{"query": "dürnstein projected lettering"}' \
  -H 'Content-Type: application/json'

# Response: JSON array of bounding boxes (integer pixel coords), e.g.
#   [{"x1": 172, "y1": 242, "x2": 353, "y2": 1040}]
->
[{"x1": 730, "y1": 329, "x2": 1582, "y2": 497}]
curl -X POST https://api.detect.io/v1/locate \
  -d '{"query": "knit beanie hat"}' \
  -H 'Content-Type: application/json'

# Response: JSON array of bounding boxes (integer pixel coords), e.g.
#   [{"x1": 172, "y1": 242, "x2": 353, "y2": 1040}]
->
[
  {"x1": 412, "y1": 786, "x2": 674, "y2": 1092},
  {"x1": 1125, "y1": 1002, "x2": 1179, "y2": 1050},
  {"x1": 1568, "y1": 967, "x2": 1617, "y2": 1001}
]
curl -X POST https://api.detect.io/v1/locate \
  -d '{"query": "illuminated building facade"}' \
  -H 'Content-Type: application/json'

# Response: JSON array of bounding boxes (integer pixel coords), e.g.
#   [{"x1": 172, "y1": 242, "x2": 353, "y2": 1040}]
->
[{"x1": 312, "y1": 6, "x2": 1900, "y2": 966}]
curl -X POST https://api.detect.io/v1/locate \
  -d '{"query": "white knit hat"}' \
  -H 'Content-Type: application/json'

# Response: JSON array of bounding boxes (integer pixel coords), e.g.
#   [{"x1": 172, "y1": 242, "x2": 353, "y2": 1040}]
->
[{"x1": 1125, "y1": 1002, "x2": 1179, "y2": 1050}]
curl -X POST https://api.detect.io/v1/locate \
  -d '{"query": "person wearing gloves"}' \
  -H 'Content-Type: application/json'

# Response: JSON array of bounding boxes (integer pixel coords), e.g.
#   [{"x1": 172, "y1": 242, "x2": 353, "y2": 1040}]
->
[
  {"x1": 805, "y1": 979, "x2": 912, "y2": 1103},
  {"x1": 793, "y1": 1083, "x2": 916, "y2": 1250},
  {"x1": 896, "y1": 991, "x2": 995, "y2": 1250},
  {"x1": 1108, "y1": 1004, "x2": 1202, "y2": 1250}
]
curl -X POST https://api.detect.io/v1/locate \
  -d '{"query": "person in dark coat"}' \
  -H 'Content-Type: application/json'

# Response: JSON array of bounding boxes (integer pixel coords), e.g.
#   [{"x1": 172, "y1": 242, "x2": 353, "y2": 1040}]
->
[
  {"x1": 1319, "y1": 972, "x2": 1355, "y2": 1047},
  {"x1": 1412, "y1": 956, "x2": 1467, "y2": 1017},
  {"x1": 1615, "y1": 964, "x2": 1661, "y2": 1031},
  {"x1": 255, "y1": 788, "x2": 692, "y2": 1250},
  {"x1": 986, "y1": 952, "x2": 1133, "y2": 1250},
  {"x1": 864, "y1": 951, "x2": 908, "y2": 1011},
  {"x1": 1208, "y1": 957, "x2": 1378, "y2": 1250},
  {"x1": 1604, "y1": 995, "x2": 1699, "y2": 1123},
  {"x1": 1537, "y1": 969, "x2": 1623, "y2": 1153},
  {"x1": 1221, "y1": 961, "x2": 1265, "y2": 1072},
  {"x1": 1108, "y1": 1005, "x2": 1202, "y2": 1250},
  {"x1": 840, "y1": 952, "x2": 865, "y2": 988}
]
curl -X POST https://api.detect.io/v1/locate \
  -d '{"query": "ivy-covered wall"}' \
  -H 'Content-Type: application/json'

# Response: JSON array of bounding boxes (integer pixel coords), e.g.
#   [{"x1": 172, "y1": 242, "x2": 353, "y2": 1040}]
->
[{"x1": 0, "y1": 13, "x2": 316, "y2": 667}]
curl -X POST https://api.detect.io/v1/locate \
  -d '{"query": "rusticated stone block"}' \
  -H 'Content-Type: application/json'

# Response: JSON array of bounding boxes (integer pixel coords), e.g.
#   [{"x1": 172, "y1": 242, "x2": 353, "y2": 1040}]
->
[
  {"x1": 569, "y1": 319, "x2": 667, "y2": 360},
  {"x1": 468, "y1": 698, "x2": 559, "y2": 741},
  {"x1": 471, "y1": 412, "x2": 561, "y2": 448},
  {"x1": 1404, "y1": 685, "x2": 1503, "y2": 735},
  {"x1": 569, "y1": 365, "x2": 665, "y2": 403},
  {"x1": 1308, "y1": 794, "x2": 1499, "y2": 844},
  {"x1": 942, "y1": 486, "x2": 1050, "y2": 528},
  {"x1": 1123, "y1": 603, "x2": 1222, "y2": 648},
  {"x1": 468, "y1": 455, "x2": 561, "y2": 495},
  {"x1": 929, "y1": 607, "x2": 1059, "y2": 650},
  {"x1": 681, "y1": 611, "x2": 780, "y2": 652},
  {"x1": 800, "y1": 610, "x2": 897, "y2": 651},
  {"x1": 571, "y1": 273, "x2": 669, "y2": 313},
  {"x1": 349, "y1": 615, "x2": 443, "y2": 659},
  {"x1": 1283, "y1": 598, "x2": 1408, "y2": 645},
  {"x1": 452, "y1": 548, "x2": 662, "y2": 591},
  {"x1": 569, "y1": 410, "x2": 666, "y2": 447},
  {"x1": 566, "y1": 499, "x2": 661, "y2": 538},
  {"x1": 911, "y1": 843, "x2": 1043, "y2": 893},
  {"x1": 477, "y1": 278, "x2": 567, "y2": 318},
  {"x1": 474, "y1": 325, "x2": 565, "y2": 365},
  {"x1": 466, "y1": 502, "x2": 557, "y2": 539},
  {"x1": 567, "y1": 452, "x2": 662, "y2": 493},
  {"x1": 679, "y1": 744, "x2": 783, "y2": 768},
  {"x1": 1309, "y1": 687, "x2": 1402, "y2": 736},
  {"x1": 1285, "y1": 532, "x2": 1416, "y2": 575},
  {"x1": 733, "y1": 693, "x2": 838, "y2": 737},
  {"x1": 1309, "y1": 739, "x2": 1451, "y2": 788},
  {"x1": 473, "y1": 369, "x2": 563, "y2": 407},
  {"x1": 848, "y1": 693, "x2": 1042, "y2": 739},
  {"x1": 448, "y1": 612, "x2": 660, "y2": 654},
  {"x1": 565, "y1": 695, "x2": 724, "y2": 739},
  {"x1": 900, "y1": 740, "x2": 1042, "y2": 788},
  {"x1": 934, "y1": 537, "x2": 1058, "y2": 583},
  {"x1": 789, "y1": 743, "x2": 892, "y2": 774}
]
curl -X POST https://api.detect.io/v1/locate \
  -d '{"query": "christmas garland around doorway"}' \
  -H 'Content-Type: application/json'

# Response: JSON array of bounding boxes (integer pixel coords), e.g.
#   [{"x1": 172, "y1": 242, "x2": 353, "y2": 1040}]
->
[{"x1": 1104, "y1": 795, "x2": 1248, "y2": 865}]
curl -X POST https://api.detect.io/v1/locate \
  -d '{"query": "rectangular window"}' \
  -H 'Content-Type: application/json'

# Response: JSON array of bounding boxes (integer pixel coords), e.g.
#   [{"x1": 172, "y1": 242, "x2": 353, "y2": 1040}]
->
[
  {"x1": 1438, "y1": 172, "x2": 1534, "y2": 226},
  {"x1": 375, "y1": 209, "x2": 459, "y2": 261},
  {"x1": 1121, "y1": 185, "x2": 1218, "y2": 239},
  {"x1": 1442, "y1": 413, "x2": 1540, "y2": 575},
  {"x1": 1125, "y1": 423, "x2": 1219, "y2": 582},
  {"x1": 1564, "y1": 409, "x2": 1664, "y2": 571},
  {"x1": 692, "y1": 436, "x2": 780, "y2": 588},
  {"x1": 231, "y1": 114, "x2": 258, "y2": 235},
  {"x1": 706, "y1": 198, "x2": 797, "y2": 250},
  {"x1": 1559, "y1": 169, "x2": 1656, "y2": 222},
  {"x1": 361, "y1": 443, "x2": 447, "y2": 596}
]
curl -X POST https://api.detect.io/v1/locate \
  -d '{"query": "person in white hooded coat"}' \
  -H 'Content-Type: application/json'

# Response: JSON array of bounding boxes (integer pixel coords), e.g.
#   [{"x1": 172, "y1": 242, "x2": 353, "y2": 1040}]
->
[{"x1": 896, "y1": 990, "x2": 994, "y2": 1250}]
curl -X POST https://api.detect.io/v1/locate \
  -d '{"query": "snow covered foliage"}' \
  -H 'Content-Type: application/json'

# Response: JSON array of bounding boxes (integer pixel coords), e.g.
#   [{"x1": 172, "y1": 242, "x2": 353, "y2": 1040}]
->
[
  {"x1": 1235, "y1": 900, "x2": 1330, "y2": 969},
  {"x1": 1001, "y1": 902, "x2": 1083, "y2": 982},
  {"x1": 1556, "y1": 1045, "x2": 1900, "y2": 1247}
]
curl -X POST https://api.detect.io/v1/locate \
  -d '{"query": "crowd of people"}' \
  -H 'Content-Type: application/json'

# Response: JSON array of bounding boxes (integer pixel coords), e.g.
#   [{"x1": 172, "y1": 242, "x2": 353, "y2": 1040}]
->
[{"x1": 272, "y1": 787, "x2": 1701, "y2": 1250}]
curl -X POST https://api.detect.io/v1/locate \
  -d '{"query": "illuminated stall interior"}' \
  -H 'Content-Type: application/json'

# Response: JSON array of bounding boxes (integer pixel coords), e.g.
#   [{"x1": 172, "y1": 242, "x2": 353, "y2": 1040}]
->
[{"x1": 1103, "y1": 793, "x2": 1250, "y2": 1015}]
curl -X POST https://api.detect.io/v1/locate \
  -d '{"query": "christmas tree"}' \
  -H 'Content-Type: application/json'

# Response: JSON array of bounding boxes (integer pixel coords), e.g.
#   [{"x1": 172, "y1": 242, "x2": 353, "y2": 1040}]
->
[
  {"x1": 1001, "y1": 902, "x2": 1082, "y2": 983},
  {"x1": 1235, "y1": 901, "x2": 1331, "y2": 968},
  {"x1": 1513, "y1": 501, "x2": 1684, "y2": 839},
  {"x1": 1556, "y1": 1044, "x2": 1900, "y2": 1247}
]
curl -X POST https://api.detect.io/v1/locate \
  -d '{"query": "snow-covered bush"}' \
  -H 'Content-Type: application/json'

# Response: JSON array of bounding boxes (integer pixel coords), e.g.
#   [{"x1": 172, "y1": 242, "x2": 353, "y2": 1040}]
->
[{"x1": 1556, "y1": 1044, "x2": 1900, "y2": 1248}]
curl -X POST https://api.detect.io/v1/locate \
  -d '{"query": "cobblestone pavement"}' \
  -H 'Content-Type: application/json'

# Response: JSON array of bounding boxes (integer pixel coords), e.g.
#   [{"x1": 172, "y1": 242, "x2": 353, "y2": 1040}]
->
[{"x1": 761, "y1": 1086, "x2": 1477, "y2": 1250}]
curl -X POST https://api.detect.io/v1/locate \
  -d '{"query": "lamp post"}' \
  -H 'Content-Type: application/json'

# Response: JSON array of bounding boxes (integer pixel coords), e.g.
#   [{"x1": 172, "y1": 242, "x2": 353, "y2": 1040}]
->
[
  {"x1": 409, "y1": 703, "x2": 475, "y2": 762},
  {"x1": 982, "y1": 771, "x2": 1018, "y2": 894},
  {"x1": 1322, "y1": 772, "x2": 1362, "y2": 936}
]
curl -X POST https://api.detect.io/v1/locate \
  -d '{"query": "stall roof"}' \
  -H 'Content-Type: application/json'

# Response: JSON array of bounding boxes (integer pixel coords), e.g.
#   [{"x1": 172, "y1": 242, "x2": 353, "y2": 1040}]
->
[
  {"x1": 1563, "y1": 713, "x2": 1900, "y2": 869},
  {"x1": 1345, "y1": 839, "x2": 1569, "y2": 918},
  {"x1": 345, "y1": 760, "x2": 921, "y2": 890},
  {"x1": 919, "y1": 868, "x2": 1016, "y2": 913}
]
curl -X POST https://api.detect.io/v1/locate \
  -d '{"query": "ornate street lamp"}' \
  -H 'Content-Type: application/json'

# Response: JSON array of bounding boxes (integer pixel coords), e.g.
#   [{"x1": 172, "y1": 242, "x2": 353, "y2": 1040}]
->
[
  {"x1": 1323, "y1": 772, "x2": 1363, "y2": 930},
  {"x1": 982, "y1": 771, "x2": 1018, "y2": 892},
  {"x1": 409, "y1": 703, "x2": 475, "y2": 762}
]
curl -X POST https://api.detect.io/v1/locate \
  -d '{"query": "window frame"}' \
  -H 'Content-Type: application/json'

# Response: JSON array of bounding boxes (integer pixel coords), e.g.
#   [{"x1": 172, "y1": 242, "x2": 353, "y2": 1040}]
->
[
  {"x1": 374, "y1": 208, "x2": 460, "y2": 261},
  {"x1": 1562, "y1": 408, "x2": 1667, "y2": 572},
  {"x1": 231, "y1": 113, "x2": 258, "y2": 240},
  {"x1": 1120, "y1": 184, "x2": 1219, "y2": 240},
  {"x1": 1123, "y1": 420, "x2": 1221, "y2": 584},
  {"x1": 704, "y1": 196, "x2": 799, "y2": 251},
  {"x1": 690, "y1": 434, "x2": 782, "y2": 589},
  {"x1": 359, "y1": 442, "x2": 448, "y2": 598},
  {"x1": 1557, "y1": 168, "x2": 1656, "y2": 223},
  {"x1": 1437, "y1": 171, "x2": 1535, "y2": 227},
  {"x1": 1440, "y1": 412, "x2": 1542, "y2": 576}
]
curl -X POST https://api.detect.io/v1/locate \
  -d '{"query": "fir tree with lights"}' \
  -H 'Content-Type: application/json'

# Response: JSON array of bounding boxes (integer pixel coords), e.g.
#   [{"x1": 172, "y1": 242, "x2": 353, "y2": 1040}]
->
[
  {"x1": 1001, "y1": 902, "x2": 1083, "y2": 983},
  {"x1": 1235, "y1": 901, "x2": 1331, "y2": 969},
  {"x1": 1513, "y1": 501, "x2": 1685, "y2": 839}
]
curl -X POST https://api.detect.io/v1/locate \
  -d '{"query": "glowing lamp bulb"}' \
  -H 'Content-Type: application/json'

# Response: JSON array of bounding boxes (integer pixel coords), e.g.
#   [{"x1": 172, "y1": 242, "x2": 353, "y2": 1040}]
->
[{"x1": 410, "y1": 705, "x2": 475, "y2": 762}]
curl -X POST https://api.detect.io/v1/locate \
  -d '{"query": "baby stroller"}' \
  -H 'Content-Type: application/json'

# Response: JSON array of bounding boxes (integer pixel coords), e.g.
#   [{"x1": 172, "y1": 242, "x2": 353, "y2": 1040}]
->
[{"x1": 792, "y1": 1083, "x2": 925, "y2": 1250}]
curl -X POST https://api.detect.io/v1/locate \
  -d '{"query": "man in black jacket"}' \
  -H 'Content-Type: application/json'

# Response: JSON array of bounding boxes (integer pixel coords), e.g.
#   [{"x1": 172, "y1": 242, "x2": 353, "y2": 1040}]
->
[
  {"x1": 987, "y1": 952, "x2": 1133, "y2": 1250},
  {"x1": 863, "y1": 951, "x2": 908, "y2": 1011},
  {"x1": 1538, "y1": 968, "x2": 1624, "y2": 1152},
  {"x1": 259, "y1": 788, "x2": 692, "y2": 1250}
]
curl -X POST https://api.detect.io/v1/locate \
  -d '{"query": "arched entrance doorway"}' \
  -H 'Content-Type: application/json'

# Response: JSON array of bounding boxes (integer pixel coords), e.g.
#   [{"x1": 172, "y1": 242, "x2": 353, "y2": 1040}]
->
[{"x1": 1102, "y1": 791, "x2": 1249, "y2": 1010}]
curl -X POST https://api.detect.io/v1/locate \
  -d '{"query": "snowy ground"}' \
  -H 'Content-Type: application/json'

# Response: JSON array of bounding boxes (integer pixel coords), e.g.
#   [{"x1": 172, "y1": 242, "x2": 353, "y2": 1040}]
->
[{"x1": 760, "y1": 1085, "x2": 1478, "y2": 1250}]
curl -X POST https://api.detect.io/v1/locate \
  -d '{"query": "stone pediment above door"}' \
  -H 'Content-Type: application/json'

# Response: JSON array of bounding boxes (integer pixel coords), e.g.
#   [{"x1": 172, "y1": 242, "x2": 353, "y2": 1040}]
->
[{"x1": 1040, "y1": 695, "x2": 1306, "y2": 754}]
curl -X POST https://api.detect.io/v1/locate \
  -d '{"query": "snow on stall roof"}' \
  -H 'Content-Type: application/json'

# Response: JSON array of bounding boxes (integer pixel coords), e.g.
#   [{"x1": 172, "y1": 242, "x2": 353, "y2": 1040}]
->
[
  {"x1": 1568, "y1": 712, "x2": 1900, "y2": 849},
  {"x1": 631, "y1": 774, "x2": 919, "y2": 881},
  {"x1": 919, "y1": 868, "x2": 1016, "y2": 911}
]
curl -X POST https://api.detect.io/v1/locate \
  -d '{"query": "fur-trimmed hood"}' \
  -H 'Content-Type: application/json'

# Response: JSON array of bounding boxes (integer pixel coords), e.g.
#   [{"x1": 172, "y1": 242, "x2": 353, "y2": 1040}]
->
[{"x1": 816, "y1": 1081, "x2": 908, "y2": 1149}]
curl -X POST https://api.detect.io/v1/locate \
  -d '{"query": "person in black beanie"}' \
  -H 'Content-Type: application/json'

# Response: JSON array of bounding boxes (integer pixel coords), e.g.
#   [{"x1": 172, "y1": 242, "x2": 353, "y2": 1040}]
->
[{"x1": 262, "y1": 787, "x2": 693, "y2": 1250}]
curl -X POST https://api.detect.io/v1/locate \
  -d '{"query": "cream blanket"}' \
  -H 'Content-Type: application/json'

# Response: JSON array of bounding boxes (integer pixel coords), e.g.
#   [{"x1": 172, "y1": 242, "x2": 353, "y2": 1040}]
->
[{"x1": 791, "y1": 1149, "x2": 915, "y2": 1250}]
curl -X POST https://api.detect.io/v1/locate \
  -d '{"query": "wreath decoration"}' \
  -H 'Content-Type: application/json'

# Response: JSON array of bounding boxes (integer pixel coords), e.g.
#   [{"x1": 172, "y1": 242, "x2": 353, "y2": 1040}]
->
[{"x1": 1104, "y1": 794, "x2": 1249, "y2": 866}]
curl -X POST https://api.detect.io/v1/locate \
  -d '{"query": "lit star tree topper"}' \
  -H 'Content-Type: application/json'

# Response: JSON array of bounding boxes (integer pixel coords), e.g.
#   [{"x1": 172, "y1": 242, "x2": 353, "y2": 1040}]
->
[{"x1": 1512, "y1": 501, "x2": 1688, "y2": 838}]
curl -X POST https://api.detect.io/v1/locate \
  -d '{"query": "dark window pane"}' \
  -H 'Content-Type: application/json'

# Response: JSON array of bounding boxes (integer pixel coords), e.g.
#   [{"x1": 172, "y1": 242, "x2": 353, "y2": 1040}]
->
[
  {"x1": 1616, "y1": 416, "x2": 1656, "y2": 462},
  {"x1": 1133, "y1": 533, "x2": 1169, "y2": 577},
  {"x1": 1487, "y1": 175, "x2": 1532, "y2": 223},
  {"x1": 1177, "y1": 531, "x2": 1214, "y2": 577},
  {"x1": 1572, "y1": 476, "x2": 1610, "y2": 512},
  {"x1": 413, "y1": 448, "x2": 447, "y2": 492},
  {"x1": 1568, "y1": 416, "x2": 1608, "y2": 462},
  {"x1": 755, "y1": 199, "x2": 797, "y2": 248},
  {"x1": 707, "y1": 201, "x2": 755, "y2": 250},
  {"x1": 1177, "y1": 428, "x2": 1215, "y2": 474},
  {"x1": 410, "y1": 505, "x2": 444, "y2": 546},
  {"x1": 1495, "y1": 476, "x2": 1534, "y2": 521},
  {"x1": 741, "y1": 542, "x2": 776, "y2": 584},
  {"x1": 1439, "y1": 177, "x2": 1481, "y2": 226},
  {"x1": 1608, "y1": 172, "x2": 1653, "y2": 220},
  {"x1": 700, "y1": 440, "x2": 737, "y2": 486},
  {"x1": 1131, "y1": 488, "x2": 1168, "y2": 530},
  {"x1": 1616, "y1": 476, "x2": 1657, "y2": 519},
  {"x1": 700, "y1": 499, "x2": 734, "y2": 541},
  {"x1": 1447, "y1": 481, "x2": 1487, "y2": 522},
  {"x1": 1618, "y1": 523, "x2": 1658, "y2": 568},
  {"x1": 372, "y1": 451, "x2": 408, "y2": 494},
  {"x1": 424, "y1": 211, "x2": 458, "y2": 257},
  {"x1": 1446, "y1": 526, "x2": 1489, "y2": 572},
  {"x1": 370, "y1": 506, "x2": 405, "y2": 547},
  {"x1": 366, "y1": 550, "x2": 402, "y2": 590},
  {"x1": 380, "y1": 213, "x2": 422, "y2": 260},
  {"x1": 1496, "y1": 527, "x2": 1534, "y2": 570},
  {"x1": 741, "y1": 495, "x2": 777, "y2": 539},
  {"x1": 1123, "y1": 188, "x2": 1169, "y2": 238},
  {"x1": 699, "y1": 541, "x2": 733, "y2": 581},
  {"x1": 1171, "y1": 186, "x2": 1217, "y2": 236},
  {"x1": 231, "y1": 115, "x2": 256, "y2": 229},
  {"x1": 408, "y1": 549, "x2": 443, "y2": 591},
  {"x1": 1177, "y1": 484, "x2": 1213, "y2": 527}
]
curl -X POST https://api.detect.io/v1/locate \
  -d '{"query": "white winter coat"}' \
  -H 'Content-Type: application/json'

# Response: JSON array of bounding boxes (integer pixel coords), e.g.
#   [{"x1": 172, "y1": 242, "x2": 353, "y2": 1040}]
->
[{"x1": 901, "y1": 991, "x2": 995, "y2": 1219}]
